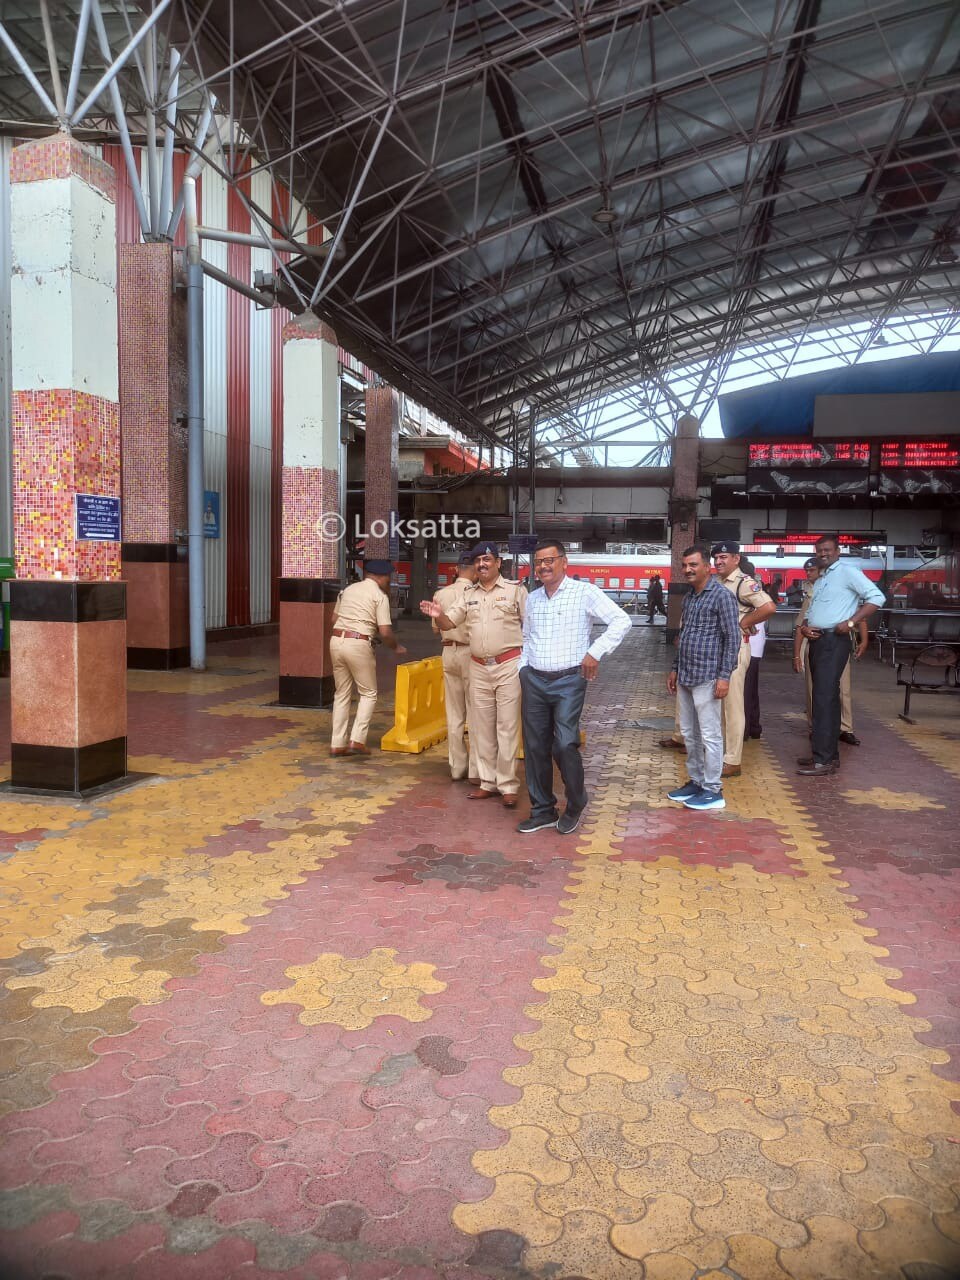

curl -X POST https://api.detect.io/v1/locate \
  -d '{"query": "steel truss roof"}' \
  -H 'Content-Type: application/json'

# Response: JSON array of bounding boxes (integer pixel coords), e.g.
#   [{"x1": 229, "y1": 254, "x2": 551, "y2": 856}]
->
[{"x1": 2, "y1": 0, "x2": 959, "y2": 460}]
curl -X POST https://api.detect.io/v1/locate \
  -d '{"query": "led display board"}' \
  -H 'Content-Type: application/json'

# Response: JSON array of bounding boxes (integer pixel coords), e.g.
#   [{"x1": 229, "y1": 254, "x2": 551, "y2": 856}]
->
[
  {"x1": 751, "y1": 531, "x2": 884, "y2": 547},
  {"x1": 879, "y1": 440, "x2": 960, "y2": 468},
  {"x1": 748, "y1": 441, "x2": 870, "y2": 468}
]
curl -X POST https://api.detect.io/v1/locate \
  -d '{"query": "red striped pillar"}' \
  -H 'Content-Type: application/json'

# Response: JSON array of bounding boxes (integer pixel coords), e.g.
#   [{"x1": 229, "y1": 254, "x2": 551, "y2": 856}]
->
[
  {"x1": 278, "y1": 314, "x2": 341, "y2": 706},
  {"x1": 9, "y1": 136, "x2": 126, "y2": 794}
]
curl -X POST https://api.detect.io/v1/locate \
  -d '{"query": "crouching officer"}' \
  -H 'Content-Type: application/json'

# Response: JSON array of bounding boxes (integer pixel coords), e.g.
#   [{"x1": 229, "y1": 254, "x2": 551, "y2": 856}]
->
[
  {"x1": 711, "y1": 541, "x2": 776, "y2": 777},
  {"x1": 420, "y1": 541, "x2": 526, "y2": 808},
  {"x1": 330, "y1": 559, "x2": 406, "y2": 756},
  {"x1": 433, "y1": 549, "x2": 480, "y2": 782}
]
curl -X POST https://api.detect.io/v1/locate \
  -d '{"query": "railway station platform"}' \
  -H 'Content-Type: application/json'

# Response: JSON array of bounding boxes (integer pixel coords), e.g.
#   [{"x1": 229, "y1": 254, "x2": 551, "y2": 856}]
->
[{"x1": 0, "y1": 624, "x2": 958, "y2": 1280}]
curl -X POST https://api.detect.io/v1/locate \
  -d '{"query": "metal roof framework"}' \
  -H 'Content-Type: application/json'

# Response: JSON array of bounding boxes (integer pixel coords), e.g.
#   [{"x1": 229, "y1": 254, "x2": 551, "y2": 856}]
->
[{"x1": 1, "y1": 0, "x2": 960, "y2": 465}]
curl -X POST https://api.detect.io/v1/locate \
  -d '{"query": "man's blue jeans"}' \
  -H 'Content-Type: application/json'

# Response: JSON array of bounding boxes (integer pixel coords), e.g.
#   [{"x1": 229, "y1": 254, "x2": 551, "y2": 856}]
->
[
  {"x1": 677, "y1": 681, "x2": 724, "y2": 794},
  {"x1": 520, "y1": 667, "x2": 588, "y2": 819}
]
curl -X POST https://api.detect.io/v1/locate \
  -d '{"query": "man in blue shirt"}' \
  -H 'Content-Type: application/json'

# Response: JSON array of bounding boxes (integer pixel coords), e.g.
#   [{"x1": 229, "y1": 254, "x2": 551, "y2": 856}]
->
[
  {"x1": 797, "y1": 534, "x2": 885, "y2": 776},
  {"x1": 666, "y1": 544, "x2": 741, "y2": 811}
]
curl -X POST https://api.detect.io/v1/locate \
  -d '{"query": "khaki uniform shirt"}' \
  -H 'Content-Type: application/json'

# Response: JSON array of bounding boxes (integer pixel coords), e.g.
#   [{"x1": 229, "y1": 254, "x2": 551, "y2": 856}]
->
[
  {"x1": 443, "y1": 575, "x2": 527, "y2": 659},
  {"x1": 722, "y1": 567, "x2": 773, "y2": 641},
  {"x1": 333, "y1": 577, "x2": 392, "y2": 638},
  {"x1": 432, "y1": 578, "x2": 473, "y2": 644},
  {"x1": 795, "y1": 581, "x2": 813, "y2": 628}
]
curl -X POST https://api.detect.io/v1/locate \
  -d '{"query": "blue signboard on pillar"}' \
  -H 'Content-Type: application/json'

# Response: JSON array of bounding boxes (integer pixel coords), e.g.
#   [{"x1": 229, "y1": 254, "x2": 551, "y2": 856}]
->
[
  {"x1": 203, "y1": 491, "x2": 220, "y2": 539},
  {"x1": 507, "y1": 534, "x2": 539, "y2": 555},
  {"x1": 388, "y1": 508, "x2": 400, "y2": 560},
  {"x1": 75, "y1": 494, "x2": 121, "y2": 542}
]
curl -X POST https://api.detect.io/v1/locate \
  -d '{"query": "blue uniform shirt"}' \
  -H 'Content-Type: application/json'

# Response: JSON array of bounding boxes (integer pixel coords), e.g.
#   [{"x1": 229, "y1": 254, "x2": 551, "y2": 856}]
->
[{"x1": 806, "y1": 559, "x2": 885, "y2": 629}]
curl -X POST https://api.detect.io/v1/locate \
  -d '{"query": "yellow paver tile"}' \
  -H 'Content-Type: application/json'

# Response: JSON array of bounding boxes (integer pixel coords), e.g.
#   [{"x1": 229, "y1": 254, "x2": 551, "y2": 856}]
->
[
  {"x1": 260, "y1": 947, "x2": 444, "y2": 1030},
  {"x1": 609, "y1": 1192, "x2": 699, "y2": 1260},
  {"x1": 859, "y1": 1196, "x2": 960, "y2": 1271},
  {"x1": 451, "y1": 1171, "x2": 563, "y2": 1246},
  {"x1": 693, "y1": 1177, "x2": 808, "y2": 1247},
  {"x1": 472, "y1": 1125, "x2": 572, "y2": 1186}
]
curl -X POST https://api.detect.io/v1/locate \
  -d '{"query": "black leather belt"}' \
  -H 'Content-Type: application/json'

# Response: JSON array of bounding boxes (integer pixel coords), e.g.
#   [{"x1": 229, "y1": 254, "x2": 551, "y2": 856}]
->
[{"x1": 528, "y1": 665, "x2": 581, "y2": 680}]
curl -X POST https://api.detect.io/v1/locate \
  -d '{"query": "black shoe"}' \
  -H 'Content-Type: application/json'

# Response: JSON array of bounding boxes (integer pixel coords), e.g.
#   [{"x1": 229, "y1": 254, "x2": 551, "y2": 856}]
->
[
  {"x1": 797, "y1": 760, "x2": 839, "y2": 776},
  {"x1": 557, "y1": 810, "x2": 584, "y2": 835},
  {"x1": 797, "y1": 755, "x2": 839, "y2": 768},
  {"x1": 748, "y1": 730, "x2": 763, "y2": 739},
  {"x1": 517, "y1": 815, "x2": 559, "y2": 834},
  {"x1": 838, "y1": 732, "x2": 861, "y2": 746}
]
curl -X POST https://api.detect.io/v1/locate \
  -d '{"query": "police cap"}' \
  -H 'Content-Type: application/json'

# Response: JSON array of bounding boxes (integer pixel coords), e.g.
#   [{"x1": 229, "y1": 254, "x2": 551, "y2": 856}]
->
[
  {"x1": 803, "y1": 556, "x2": 819, "y2": 569},
  {"x1": 470, "y1": 540, "x2": 501, "y2": 559},
  {"x1": 710, "y1": 540, "x2": 741, "y2": 556},
  {"x1": 363, "y1": 558, "x2": 395, "y2": 576},
  {"x1": 458, "y1": 548, "x2": 477, "y2": 565}
]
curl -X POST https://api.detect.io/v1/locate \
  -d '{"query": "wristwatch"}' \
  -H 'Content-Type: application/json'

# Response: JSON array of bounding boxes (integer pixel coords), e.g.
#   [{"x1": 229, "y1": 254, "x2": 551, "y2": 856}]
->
[{"x1": 846, "y1": 619, "x2": 856, "y2": 630}]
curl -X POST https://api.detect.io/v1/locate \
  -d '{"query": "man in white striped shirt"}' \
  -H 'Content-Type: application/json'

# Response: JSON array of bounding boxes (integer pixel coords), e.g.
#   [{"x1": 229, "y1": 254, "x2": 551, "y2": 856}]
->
[{"x1": 518, "y1": 540, "x2": 631, "y2": 835}]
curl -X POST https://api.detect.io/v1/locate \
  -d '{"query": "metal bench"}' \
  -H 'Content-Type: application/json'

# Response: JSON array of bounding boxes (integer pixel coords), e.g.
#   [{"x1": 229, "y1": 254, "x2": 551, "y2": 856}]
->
[
  {"x1": 764, "y1": 608, "x2": 799, "y2": 645},
  {"x1": 884, "y1": 612, "x2": 933, "y2": 666},
  {"x1": 896, "y1": 644, "x2": 960, "y2": 724}
]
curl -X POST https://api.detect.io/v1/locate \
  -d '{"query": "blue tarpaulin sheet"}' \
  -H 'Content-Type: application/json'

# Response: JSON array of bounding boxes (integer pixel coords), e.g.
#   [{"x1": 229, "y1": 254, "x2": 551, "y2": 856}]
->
[{"x1": 718, "y1": 351, "x2": 960, "y2": 438}]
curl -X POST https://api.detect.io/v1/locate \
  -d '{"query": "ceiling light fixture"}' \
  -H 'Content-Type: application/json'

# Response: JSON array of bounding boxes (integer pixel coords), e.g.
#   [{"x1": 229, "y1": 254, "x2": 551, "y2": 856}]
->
[{"x1": 592, "y1": 205, "x2": 617, "y2": 225}]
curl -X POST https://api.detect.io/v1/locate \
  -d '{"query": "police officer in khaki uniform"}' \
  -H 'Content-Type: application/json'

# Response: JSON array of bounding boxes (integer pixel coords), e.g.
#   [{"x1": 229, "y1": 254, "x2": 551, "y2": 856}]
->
[
  {"x1": 711, "y1": 542, "x2": 776, "y2": 777},
  {"x1": 420, "y1": 541, "x2": 527, "y2": 808},
  {"x1": 433, "y1": 549, "x2": 480, "y2": 782},
  {"x1": 330, "y1": 559, "x2": 406, "y2": 756}
]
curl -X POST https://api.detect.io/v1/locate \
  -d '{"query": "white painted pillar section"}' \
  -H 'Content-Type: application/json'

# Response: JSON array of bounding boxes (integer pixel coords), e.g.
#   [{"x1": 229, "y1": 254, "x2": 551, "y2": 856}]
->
[
  {"x1": 280, "y1": 314, "x2": 340, "y2": 579},
  {"x1": 201, "y1": 166, "x2": 228, "y2": 628},
  {"x1": 277, "y1": 312, "x2": 341, "y2": 707},
  {"x1": 0, "y1": 137, "x2": 13, "y2": 559},
  {"x1": 248, "y1": 167, "x2": 274, "y2": 624}
]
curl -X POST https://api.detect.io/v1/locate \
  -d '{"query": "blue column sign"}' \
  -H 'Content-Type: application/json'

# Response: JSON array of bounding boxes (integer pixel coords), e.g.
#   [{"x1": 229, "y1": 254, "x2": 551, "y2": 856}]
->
[
  {"x1": 76, "y1": 494, "x2": 121, "y2": 541},
  {"x1": 203, "y1": 491, "x2": 220, "y2": 539}
]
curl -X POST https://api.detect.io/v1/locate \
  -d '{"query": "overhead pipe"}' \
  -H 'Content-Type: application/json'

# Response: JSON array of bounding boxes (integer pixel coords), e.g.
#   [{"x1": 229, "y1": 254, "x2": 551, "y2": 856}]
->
[
  {"x1": 197, "y1": 225, "x2": 337, "y2": 257},
  {"x1": 184, "y1": 176, "x2": 206, "y2": 670}
]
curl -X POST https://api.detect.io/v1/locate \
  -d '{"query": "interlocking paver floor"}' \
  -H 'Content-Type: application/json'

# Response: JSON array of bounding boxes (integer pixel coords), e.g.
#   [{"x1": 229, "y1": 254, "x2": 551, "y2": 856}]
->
[{"x1": 0, "y1": 624, "x2": 958, "y2": 1279}]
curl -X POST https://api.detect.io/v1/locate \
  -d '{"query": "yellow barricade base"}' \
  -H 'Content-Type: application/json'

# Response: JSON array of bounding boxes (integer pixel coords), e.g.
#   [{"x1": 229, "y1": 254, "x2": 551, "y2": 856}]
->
[{"x1": 381, "y1": 655, "x2": 448, "y2": 753}]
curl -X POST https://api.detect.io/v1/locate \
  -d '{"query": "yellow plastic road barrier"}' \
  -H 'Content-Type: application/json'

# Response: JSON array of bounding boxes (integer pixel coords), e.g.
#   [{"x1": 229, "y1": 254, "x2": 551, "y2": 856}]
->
[{"x1": 381, "y1": 656, "x2": 447, "y2": 753}]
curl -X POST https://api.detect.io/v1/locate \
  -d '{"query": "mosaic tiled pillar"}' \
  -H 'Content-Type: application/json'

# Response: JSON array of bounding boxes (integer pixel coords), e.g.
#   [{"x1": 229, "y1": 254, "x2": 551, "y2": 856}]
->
[
  {"x1": 9, "y1": 135, "x2": 126, "y2": 793},
  {"x1": 278, "y1": 314, "x2": 341, "y2": 707},
  {"x1": 667, "y1": 413, "x2": 700, "y2": 639},
  {"x1": 363, "y1": 383, "x2": 400, "y2": 558},
  {"x1": 119, "y1": 243, "x2": 189, "y2": 670}
]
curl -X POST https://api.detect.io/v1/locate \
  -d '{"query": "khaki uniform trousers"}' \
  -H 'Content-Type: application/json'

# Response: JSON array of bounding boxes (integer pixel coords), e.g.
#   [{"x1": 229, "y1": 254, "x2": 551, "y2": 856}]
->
[
  {"x1": 442, "y1": 644, "x2": 479, "y2": 780},
  {"x1": 330, "y1": 635, "x2": 378, "y2": 748},
  {"x1": 721, "y1": 636, "x2": 752, "y2": 766},
  {"x1": 803, "y1": 639, "x2": 853, "y2": 733},
  {"x1": 469, "y1": 656, "x2": 521, "y2": 795}
]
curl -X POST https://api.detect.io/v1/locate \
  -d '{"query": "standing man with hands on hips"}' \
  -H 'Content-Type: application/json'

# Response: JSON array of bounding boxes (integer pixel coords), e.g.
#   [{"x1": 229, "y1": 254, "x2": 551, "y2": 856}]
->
[
  {"x1": 666, "y1": 544, "x2": 742, "y2": 811},
  {"x1": 420, "y1": 542, "x2": 527, "y2": 808},
  {"x1": 517, "y1": 540, "x2": 631, "y2": 835},
  {"x1": 796, "y1": 534, "x2": 884, "y2": 777}
]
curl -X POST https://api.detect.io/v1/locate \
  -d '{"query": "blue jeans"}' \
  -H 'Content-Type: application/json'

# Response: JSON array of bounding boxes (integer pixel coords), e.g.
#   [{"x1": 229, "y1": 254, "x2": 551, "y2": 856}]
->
[
  {"x1": 677, "y1": 681, "x2": 724, "y2": 794},
  {"x1": 520, "y1": 667, "x2": 588, "y2": 819}
]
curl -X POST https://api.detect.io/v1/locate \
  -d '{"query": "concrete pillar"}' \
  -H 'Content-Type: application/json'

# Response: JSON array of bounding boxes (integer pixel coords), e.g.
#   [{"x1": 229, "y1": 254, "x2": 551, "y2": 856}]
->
[
  {"x1": 8, "y1": 136, "x2": 126, "y2": 794},
  {"x1": 278, "y1": 313, "x2": 341, "y2": 707},
  {"x1": 667, "y1": 413, "x2": 701, "y2": 640},
  {"x1": 363, "y1": 382, "x2": 400, "y2": 559},
  {"x1": 119, "y1": 243, "x2": 189, "y2": 669}
]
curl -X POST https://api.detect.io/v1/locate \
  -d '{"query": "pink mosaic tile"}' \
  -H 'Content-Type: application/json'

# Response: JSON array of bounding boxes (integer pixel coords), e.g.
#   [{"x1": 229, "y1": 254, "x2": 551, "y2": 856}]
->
[
  {"x1": 119, "y1": 243, "x2": 188, "y2": 543},
  {"x1": 10, "y1": 135, "x2": 116, "y2": 202},
  {"x1": 281, "y1": 466, "x2": 339, "y2": 579},
  {"x1": 13, "y1": 390, "x2": 121, "y2": 581}
]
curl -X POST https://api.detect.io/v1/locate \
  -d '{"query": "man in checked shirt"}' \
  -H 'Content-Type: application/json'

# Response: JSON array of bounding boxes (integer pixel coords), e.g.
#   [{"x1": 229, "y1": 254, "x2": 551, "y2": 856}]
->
[
  {"x1": 517, "y1": 539, "x2": 631, "y2": 835},
  {"x1": 666, "y1": 543, "x2": 742, "y2": 811}
]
